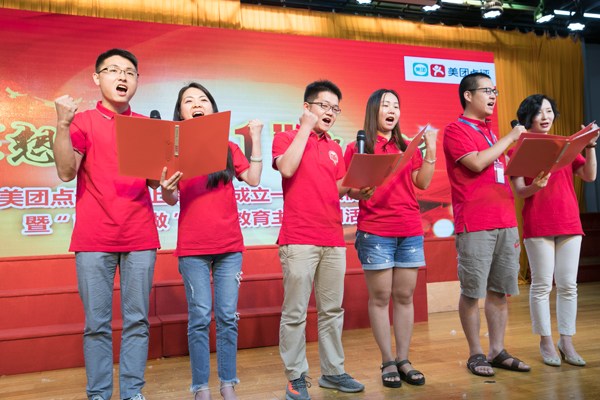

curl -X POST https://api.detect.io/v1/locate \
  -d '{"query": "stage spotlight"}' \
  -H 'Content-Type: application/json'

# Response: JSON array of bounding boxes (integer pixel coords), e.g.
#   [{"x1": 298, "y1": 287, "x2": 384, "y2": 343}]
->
[
  {"x1": 481, "y1": 0, "x2": 503, "y2": 19},
  {"x1": 567, "y1": 21, "x2": 585, "y2": 31},
  {"x1": 423, "y1": 3, "x2": 441, "y2": 12},
  {"x1": 356, "y1": 0, "x2": 372, "y2": 4}
]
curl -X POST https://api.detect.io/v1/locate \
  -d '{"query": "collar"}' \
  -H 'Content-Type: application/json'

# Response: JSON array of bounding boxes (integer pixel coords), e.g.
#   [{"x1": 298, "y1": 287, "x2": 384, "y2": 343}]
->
[
  {"x1": 295, "y1": 124, "x2": 330, "y2": 141},
  {"x1": 459, "y1": 114, "x2": 492, "y2": 129},
  {"x1": 95, "y1": 101, "x2": 133, "y2": 120}
]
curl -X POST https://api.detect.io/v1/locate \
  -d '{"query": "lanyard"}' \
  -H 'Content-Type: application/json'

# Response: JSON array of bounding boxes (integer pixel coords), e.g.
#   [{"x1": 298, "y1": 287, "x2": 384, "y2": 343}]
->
[{"x1": 458, "y1": 118, "x2": 496, "y2": 148}]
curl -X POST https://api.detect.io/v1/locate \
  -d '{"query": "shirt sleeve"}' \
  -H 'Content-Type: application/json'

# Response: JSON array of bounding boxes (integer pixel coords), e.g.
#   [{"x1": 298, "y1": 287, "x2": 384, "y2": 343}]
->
[
  {"x1": 443, "y1": 122, "x2": 478, "y2": 163},
  {"x1": 334, "y1": 142, "x2": 346, "y2": 180},
  {"x1": 70, "y1": 115, "x2": 87, "y2": 155},
  {"x1": 230, "y1": 142, "x2": 250, "y2": 178},
  {"x1": 572, "y1": 153, "x2": 586, "y2": 172},
  {"x1": 272, "y1": 131, "x2": 292, "y2": 170},
  {"x1": 343, "y1": 141, "x2": 357, "y2": 169},
  {"x1": 411, "y1": 141, "x2": 424, "y2": 171}
]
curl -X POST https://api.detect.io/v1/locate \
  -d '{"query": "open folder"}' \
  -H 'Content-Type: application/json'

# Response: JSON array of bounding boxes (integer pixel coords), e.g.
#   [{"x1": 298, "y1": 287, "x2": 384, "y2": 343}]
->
[
  {"x1": 115, "y1": 111, "x2": 231, "y2": 180},
  {"x1": 341, "y1": 124, "x2": 428, "y2": 189},
  {"x1": 505, "y1": 122, "x2": 599, "y2": 178}
]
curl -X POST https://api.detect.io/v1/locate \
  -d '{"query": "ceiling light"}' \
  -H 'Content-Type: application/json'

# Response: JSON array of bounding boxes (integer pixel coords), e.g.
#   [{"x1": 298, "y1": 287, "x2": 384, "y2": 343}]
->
[
  {"x1": 567, "y1": 21, "x2": 585, "y2": 31},
  {"x1": 534, "y1": 1, "x2": 554, "y2": 23},
  {"x1": 481, "y1": 0, "x2": 503, "y2": 19},
  {"x1": 554, "y1": 10, "x2": 573, "y2": 16},
  {"x1": 583, "y1": 12, "x2": 600, "y2": 19},
  {"x1": 441, "y1": 0, "x2": 464, "y2": 4},
  {"x1": 423, "y1": 4, "x2": 441, "y2": 12},
  {"x1": 356, "y1": 0, "x2": 372, "y2": 4}
]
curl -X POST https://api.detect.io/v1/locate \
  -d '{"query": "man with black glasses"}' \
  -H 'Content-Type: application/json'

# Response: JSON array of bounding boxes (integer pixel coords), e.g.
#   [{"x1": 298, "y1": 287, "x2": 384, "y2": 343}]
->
[
  {"x1": 272, "y1": 80, "x2": 365, "y2": 400},
  {"x1": 53, "y1": 48, "x2": 158, "y2": 400},
  {"x1": 443, "y1": 72, "x2": 530, "y2": 377}
]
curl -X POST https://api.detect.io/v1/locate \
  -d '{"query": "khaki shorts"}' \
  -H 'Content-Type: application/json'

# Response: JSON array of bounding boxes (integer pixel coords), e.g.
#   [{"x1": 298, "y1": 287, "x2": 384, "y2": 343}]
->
[{"x1": 456, "y1": 228, "x2": 520, "y2": 299}]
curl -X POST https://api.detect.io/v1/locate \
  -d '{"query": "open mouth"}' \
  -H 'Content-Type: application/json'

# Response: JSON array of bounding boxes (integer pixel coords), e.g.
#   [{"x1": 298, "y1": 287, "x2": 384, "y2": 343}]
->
[
  {"x1": 386, "y1": 116, "x2": 395, "y2": 123},
  {"x1": 487, "y1": 101, "x2": 495, "y2": 107},
  {"x1": 116, "y1": 84, "x2": 128, "y2": 94},
  {"x1": 322, "y1": 117, "x2": 332, "y2": 124},
  {"x1": 192, "y1": 111, "x2": 204, "y2": 118}
]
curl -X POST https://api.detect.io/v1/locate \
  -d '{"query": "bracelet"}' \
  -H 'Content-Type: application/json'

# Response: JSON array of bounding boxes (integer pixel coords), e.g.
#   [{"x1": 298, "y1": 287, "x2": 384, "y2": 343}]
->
[
  {"x1": 250, "y1": 156, "x2": 263, "y2": 162},
  {"x1": 586, "y1": 143, "x2": 597, "y2": 149},
  {"x1": 424, "y1": 158, "x2": 437, "y2": 164}
]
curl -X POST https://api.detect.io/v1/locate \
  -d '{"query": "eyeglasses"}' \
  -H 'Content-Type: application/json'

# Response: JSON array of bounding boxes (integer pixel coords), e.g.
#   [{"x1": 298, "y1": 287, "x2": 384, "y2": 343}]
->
[
  {"x1": 307, "y1": 102, "x2": 342, "y2": 114},
  {"x1": 468, "y1": 87, "x2": 499, "y2": 96},
  {"x1": 97, "y1": 65, "x2": 139, "y2": 79}
]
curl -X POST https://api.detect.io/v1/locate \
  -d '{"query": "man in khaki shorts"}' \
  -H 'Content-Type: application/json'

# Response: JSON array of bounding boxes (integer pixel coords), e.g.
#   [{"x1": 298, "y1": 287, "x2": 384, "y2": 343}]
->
[{"x1": 443, "y1": 72, "x2": 531, "y2": 376}]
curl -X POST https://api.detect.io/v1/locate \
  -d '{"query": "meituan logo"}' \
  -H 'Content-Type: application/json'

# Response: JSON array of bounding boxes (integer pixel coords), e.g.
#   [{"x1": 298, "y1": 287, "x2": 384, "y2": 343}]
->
[{"x1": 413, "y1": 63, "x2": 428, "y2": 76}]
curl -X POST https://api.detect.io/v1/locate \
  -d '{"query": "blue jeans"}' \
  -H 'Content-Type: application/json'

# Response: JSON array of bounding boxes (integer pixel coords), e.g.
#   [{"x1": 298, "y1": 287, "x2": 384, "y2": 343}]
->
[
  {"x1": 76, "y1": 250, "x2": 156, "y2": 400},
  {"x1": 179, "y1": 252, "x2": 243, "y2": 392}
]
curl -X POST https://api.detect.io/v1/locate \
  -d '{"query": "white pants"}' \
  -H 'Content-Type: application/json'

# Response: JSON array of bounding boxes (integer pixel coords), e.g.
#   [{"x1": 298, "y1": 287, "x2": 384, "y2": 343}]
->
[{"x1": 524, "y1": 235, "x2": 582, "y2": 337}]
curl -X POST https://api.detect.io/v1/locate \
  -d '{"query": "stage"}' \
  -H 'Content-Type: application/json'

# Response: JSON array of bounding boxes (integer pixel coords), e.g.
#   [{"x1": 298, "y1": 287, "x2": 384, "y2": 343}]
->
[{"x1": 1, "y1": 282, "x2": 599, "y2": 400}]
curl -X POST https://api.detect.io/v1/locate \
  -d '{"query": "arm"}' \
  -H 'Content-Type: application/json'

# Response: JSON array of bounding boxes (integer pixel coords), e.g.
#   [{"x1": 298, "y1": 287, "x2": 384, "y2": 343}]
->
[
  {"x1": 274, "y1": 109, "x2": 317, "y2": 178},
  {"x1": 413, "y1": 129, "x2": 437, "y2": 190},
  {"x1": 159, "y1": 167, "x2": 183, "y2": 206},
  {"x1": 459, "y1": 125, "x2": 525, "y2": 172},
  {"x1": 238, "y1": 120, "x2": 263, "y2": 187},
  {"x1": 575, "y1": 129, "x2": 598, "y2": 182},
  {"x1": 511, "y1": 172, "x2": 551, "y2": 198},
  {"x1": 53, "y1": 95, "x2": 83, "y2": 182}
]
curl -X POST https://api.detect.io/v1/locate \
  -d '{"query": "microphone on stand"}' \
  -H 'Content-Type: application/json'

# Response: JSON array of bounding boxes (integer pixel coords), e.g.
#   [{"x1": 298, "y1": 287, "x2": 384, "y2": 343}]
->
[
  {"x1": 150, "y1": 110, "x2": 161, "y2": 120},
  {"x1": 356, "y1": 130, "x2": 366, "y2": 154}
]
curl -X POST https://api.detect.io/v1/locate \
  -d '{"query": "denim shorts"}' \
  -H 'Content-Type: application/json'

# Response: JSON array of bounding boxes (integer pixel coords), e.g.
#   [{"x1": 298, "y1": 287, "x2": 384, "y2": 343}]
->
[{"x1": 355, "y1": 230, "x2": 425, "y2": 270}]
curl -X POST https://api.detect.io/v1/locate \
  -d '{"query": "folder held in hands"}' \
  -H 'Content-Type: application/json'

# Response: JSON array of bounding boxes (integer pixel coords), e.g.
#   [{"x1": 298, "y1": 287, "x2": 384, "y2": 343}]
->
[
  {"x1": 115, "y1": 111, "x2": 231, "y2": 180},
  {"x1": 505, "y1": 122, "x2": 599, "y2": 178},
  {"x1": 342, "y1": 124, "x2": 428, "y2": 189}
]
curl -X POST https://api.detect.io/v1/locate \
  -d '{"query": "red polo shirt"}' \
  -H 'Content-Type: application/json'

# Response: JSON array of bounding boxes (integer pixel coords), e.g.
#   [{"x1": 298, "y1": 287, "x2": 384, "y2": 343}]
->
[
  {"x1": 509, "y1": 151, "x2": 585, "y2": 239},
  {"x1": 69, "y1": 102, "x2": 159, "y2": 252},
  {"x1": 175, "y1": 142, "x2": 250, "y2": 256},
  {"x1": 443, "y1": 115, "x2": 517, "y2": 233},
  {"x1": 344, "y1": 136, "x2": 424, "y2": 237},
  {"x1": 272, "y1": 129, "x2": 346, "y2": 246}
]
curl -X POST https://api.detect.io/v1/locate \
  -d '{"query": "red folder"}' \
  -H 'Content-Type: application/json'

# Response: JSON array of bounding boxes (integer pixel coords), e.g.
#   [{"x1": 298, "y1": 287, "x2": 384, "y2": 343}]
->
[
  {"x1": 115, "y1": 111, "x2": 231, "y2": 180},
  {"x1": 506, "y1": 122, "x2": 599, "y2": 178},
  {"x1": 342, "y1": 124, "x2": 428, "y2": 189}
]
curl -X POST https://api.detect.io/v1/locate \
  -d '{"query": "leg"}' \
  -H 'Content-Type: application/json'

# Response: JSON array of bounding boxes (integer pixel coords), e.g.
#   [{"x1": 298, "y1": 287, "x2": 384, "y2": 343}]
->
[
  {"x1": 212, "y1": 252, "x2": 243, "y2": 400},
  {"x1": 392, "y1": 268, "x2": 422, "y2": 382},
  {"x1": 554, "y1": 235, "x2": 583, "y2": 361},
  {"x1": 279, "y1": 245, "x2": 319, "y2": 381},
  {"x1": 363, "y1": 269, "x2": 398, "y2": 384},
  {"x1": 524, "y1": 237, "x2": 558, "y2": 360},
  {"x1": 455, "y1": 231, "x2": 494, "y2": 376},
  {"x1": 118, "y1": 250, "x2": 156, "y2": 399},
  {"x1": 179, "y1": 256, "x2": 213, "y2": 393},
  {"x1": 313, "y1": 246, "x2": 346, "y2": 376},
  {"x1": 76, "y1": 252, "x2": 118, "y2": 400}
]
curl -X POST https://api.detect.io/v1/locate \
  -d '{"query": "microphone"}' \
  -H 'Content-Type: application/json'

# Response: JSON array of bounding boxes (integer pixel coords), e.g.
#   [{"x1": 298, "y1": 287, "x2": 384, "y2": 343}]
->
[
  {"x1": 150, "y1": 110, "x2": 161, "y2": 120},
  {"x1": 356, "y1": 130, "x2": 366, "y2": 154},
  {"x1": 510, "y1": 120, "x2": 520, "y2": 128}
]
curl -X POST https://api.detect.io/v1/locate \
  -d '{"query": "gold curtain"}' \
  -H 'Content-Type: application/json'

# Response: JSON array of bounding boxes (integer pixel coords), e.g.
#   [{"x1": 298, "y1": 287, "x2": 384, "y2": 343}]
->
[{"x1": 1, "y1": 0, "x2": 585, "y2": 280}]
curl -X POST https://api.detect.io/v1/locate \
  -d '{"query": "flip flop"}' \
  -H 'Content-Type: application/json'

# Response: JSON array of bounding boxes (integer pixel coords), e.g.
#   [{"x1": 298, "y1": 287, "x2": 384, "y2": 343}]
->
[
  {"x1": 467, "y1": 353, "x2": 495, "y2": 377},
  {"x1": 490, "y1": 349, "x2": 531, "y2": 372},
  {"x1": 380, "y1": 360, "x2": 402, "y2": 388},
  {"x1": 396, "y1": 359, "x2": 425, "y2": 385}
]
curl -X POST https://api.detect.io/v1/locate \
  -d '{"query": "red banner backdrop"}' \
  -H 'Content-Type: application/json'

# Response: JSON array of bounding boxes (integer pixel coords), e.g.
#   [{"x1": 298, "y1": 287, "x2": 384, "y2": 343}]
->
[{"x1": 0, "y1": 8, "x2": 496, "y2": 257}]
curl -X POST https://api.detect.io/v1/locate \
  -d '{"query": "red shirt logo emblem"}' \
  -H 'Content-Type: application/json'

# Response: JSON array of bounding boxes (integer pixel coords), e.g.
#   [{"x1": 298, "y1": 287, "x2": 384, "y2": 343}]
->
[{"x1": 329, "y1": 150, "x2": 339, "y2": 166}]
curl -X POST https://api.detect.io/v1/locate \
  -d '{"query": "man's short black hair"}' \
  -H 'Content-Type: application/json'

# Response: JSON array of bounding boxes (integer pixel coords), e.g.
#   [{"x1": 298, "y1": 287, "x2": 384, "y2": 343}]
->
[
  {"x1": 304, "y1": 80, "x2": 342, "y2": 103},
  {"x1": 458, "y1": 72, "x2": 491, "y2": 109},
  {"x1": 95, "y1": 48, "x2": 138, "y2": 72}
]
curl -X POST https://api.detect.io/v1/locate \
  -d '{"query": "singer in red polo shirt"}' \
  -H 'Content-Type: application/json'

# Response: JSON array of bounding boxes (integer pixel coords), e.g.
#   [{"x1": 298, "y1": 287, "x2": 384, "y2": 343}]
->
[
  {"x1": 272, "y1": 80, "x2": 364, "y2": 400},
  {"x1": 443, "y1": 72, "x2": 529, "y2": 378}
]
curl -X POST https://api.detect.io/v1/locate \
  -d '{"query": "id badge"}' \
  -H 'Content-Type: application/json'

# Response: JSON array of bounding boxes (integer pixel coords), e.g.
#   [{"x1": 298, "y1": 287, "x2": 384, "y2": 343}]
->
[{"x1": 494, "y1": 160, "x2": 505, "y2": 184}]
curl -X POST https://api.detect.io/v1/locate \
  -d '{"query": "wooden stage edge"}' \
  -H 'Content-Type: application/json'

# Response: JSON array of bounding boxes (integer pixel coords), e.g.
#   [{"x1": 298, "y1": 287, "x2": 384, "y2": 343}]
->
[{"x1": 1, "y1": 282, "x2": 599, "y2": 400}]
